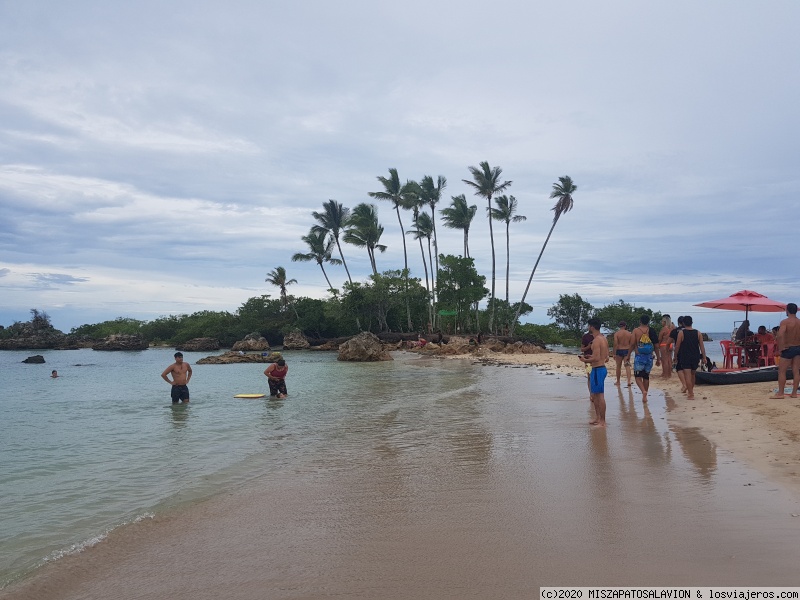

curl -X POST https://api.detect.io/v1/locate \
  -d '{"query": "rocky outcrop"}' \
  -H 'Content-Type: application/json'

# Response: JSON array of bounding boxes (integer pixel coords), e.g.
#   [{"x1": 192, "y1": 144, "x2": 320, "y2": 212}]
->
[
  {"x1": 22, "y1": 355, "x2": 45, "y2": 363},
  {"x1": 338, "y1": 331, "x2": 393, "y2": 362},
  {"x1": 197, "y1": 351, "x2": 283, "y2": 365},
  {"x1": 231, "y1": 333, "x2": 270, "y2": 352},
  {"x1": 500, "y1": 341, "x2": 547, "y2": 354},
  {"x1": 92, "y1": 334, "x2": 149, "y2": 351},
  {"x1": 176, "y1": 337, "x2": 220, "y2": 352},
  {"x1": 282, "y1": 329, "x2": 310, "y2": 350}
]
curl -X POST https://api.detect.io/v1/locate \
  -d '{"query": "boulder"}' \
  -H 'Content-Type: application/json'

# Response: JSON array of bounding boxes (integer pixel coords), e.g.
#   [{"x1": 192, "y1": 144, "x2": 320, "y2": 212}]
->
[
  {"x1": 282, "y1": 329, "x2": 310, "y2": 350},
  {"x1": 22, "y1": 355, "x2": 45, "y2": 363},
  {"x1": 231, "y1": 333, "x2": 270, "y2": 352},
  {"x1": 338, "y1": 331, "x2": 393, "y2": 362},
  {"x1": 196, "y1": 351, "x2": 280, "y2": 364},
  {"x1": 92, "y1": 334, "x2": 149, "y2": 351},
  {"x1": 501, "y1": 341, "x2": 547, "y2": 354},
  {"x1": 176, "y1": 337, "x2": 220, "y2": 352}
]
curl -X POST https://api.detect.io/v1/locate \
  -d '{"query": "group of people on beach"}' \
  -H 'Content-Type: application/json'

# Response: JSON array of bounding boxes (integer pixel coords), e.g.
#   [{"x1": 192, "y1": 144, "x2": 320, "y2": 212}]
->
[
  {"x1": 578, "y1": 302, "x2": 800, "y2": 427},
  {"x1": 580, "y1": 314, "x2": 707, "y2": 427},
  {"x1": 161, "y1": 351, "x2": 289, "y2": 403}
]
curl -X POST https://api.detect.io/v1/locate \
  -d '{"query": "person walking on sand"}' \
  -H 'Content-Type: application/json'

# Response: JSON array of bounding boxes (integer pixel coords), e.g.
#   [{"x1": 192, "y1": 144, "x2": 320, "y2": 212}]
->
[
  {"x1": 612, "y1": 321, "x2": 633, "y2": 387},
  {"x1": 658, "y1": 314, "x2": 675, "y2": 379},
  {"x1": 772, "y1": 302, "x2": 800, "y2": 399},
  {"x1": 161, "y1": 352, "x2": 192, "y2": 404},
  {"x1": 674, "y1": 315, "x2": 706, "y2": 400},
  {"x1": 264, "y1": 358, "x2": 288, "y2": 398},
  {"x1": 579, "y1": 318, "x2": 609, "y2": 427},
  {"x1": 631, "y1": 315, "x2": 660, "y2": 403},
  {"x1": 580, "y1": 330, "x2": 596, "y2": 402},
  {"x1": 670, "y1": 316, "x2": 687, "y2": 392}
]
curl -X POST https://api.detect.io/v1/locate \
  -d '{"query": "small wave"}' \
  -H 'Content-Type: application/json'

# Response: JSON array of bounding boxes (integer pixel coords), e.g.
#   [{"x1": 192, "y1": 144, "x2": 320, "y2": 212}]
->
[{"x1": 42, "y1": 512, "x2": 155, "y2": 564}]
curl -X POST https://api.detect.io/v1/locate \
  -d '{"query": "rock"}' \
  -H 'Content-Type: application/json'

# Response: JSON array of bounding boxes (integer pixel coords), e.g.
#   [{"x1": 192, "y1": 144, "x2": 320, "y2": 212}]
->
[
  {"x1": 501, "y1": 341, "x2": 547, "y2": 354},
  {"x1": 338, "y1": 331, "x2": 393, "y2": 362},
  {"x1": 231, "y1": 333, "x2": 270, "y2": 352},
  {"x1": 22, "y1": 355, "x2": 45, "y2": 363},
  {"x1": 176, "y1": 337, "x2": 220, "y2": 352},
  {"x1": 196, "y1": 351, "x2": 278, "y2": 364},
  {"x1": 282, "y1": 329, "x2": 310, "y2": 350},
  {"x1": 92, "y1": 334, "x2": 149, "y2": 351}
]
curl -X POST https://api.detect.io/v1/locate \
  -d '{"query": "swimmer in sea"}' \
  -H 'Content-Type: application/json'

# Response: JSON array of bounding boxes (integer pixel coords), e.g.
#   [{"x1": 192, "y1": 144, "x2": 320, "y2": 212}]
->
[
  {"x1": 161, "y1": 352, "x2": 192, "y2": 404},
  {"x1": 612, "y1": 321, "x2": 633, "y2": 387}
]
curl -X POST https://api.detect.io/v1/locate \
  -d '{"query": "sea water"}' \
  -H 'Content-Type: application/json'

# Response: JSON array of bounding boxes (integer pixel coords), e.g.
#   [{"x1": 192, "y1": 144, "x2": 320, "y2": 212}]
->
[{"x1": 0, "y1": 347, "x2": 479, "y2": 587}]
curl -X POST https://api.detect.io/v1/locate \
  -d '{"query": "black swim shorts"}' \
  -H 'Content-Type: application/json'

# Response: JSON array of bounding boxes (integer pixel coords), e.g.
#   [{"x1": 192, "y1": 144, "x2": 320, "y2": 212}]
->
[
  {"x1": 780, "y1": 345, "x2": 800, "y2": 360},
  {"x1": 171, "y1": 384, "x2": 190, "y2": 403}
]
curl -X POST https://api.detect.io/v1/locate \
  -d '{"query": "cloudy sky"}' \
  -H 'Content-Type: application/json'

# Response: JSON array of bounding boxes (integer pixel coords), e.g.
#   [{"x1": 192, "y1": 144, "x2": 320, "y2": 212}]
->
[{"x1": 1, "y1": 0, "x2": 798, "y2": 334}]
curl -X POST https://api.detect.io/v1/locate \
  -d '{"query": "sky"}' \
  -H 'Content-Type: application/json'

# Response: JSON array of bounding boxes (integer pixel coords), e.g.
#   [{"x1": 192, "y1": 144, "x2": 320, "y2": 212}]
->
[{"x1": 1, "y1": 0, "x2": 798, "y2": 334}]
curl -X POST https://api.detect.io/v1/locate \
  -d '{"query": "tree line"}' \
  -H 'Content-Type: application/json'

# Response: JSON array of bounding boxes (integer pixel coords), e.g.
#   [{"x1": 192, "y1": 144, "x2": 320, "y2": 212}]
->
[{"x1": 281, "y1": 162, "x2": 577, "y2": 336}]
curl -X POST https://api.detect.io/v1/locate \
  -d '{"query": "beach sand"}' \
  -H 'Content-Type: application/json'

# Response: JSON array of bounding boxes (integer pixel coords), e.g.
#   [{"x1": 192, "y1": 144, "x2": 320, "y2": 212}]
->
[
  {"x1": 3, "y1": 349, "x2": 800, "y2": 599},
  {"x1": 468, "y1": 349, "x2": 800, "y2": 495}
]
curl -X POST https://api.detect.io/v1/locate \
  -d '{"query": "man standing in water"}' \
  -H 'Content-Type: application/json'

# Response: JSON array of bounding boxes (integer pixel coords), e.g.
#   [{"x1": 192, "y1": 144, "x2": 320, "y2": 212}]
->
[
  {"x1": 772, "y1": 302, "x2": 800, "y2": 399},
  {"x1": 612, "y1": 321, "x2": 633, "y2": 387},
  {"x1": 161, "y1": 352, "x2": 192, "y2": 404},
  {"x1": 579, "y1": 318, "x2": 609, "y2": 427}
]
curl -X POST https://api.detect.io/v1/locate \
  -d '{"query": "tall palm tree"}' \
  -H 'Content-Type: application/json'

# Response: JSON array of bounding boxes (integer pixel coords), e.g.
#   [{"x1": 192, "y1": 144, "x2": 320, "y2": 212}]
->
[
  {"x1": 291, "y1": 230, "x2": 342, "y2": 292},
  {"x1": 368, "y1": 168, "x2": 408, "y2": 274},
  {"x1": 463, "y1": 161, "x2": 512, "y2": 332},
  {"x1": 343, "y1": 203, "x2": 386, "y2": 276},
  {"x1": 418, "y1": 175, "x2": 446, "y2": 303},
  {"x1": 369, "y1": 168, "x2": 413, "y2": 329},
  {"x1": 490, "y1": 195, "x2": 527, "y2": 303},
  {"x1": 440, "y1": 194, "x2": 478, "y2": 258},
  {"x1": 407, "y1": 207, "x2": 435, "y2": 325},
  {"x1": 311, "y1": 199, "x2": 353, "y2": 284},
  {"x1": 512, "y1": 176, "x2": 577, "y2": 335}
]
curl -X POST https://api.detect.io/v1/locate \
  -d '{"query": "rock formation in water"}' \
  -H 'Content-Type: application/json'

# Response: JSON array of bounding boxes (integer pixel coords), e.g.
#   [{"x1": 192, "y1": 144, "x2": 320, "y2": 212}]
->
[
  {"x1": 282, "y1": 329, "x2": 310, "y2": 350},
  {"x1": 22, "y1": 355, "x2": 46, "y2": 363},
  {"x1": 91, "y1": 334, "x2": 149, "y2": 351},
  {"x1": 176, "y1": 337, "x2": 221, "y2": 352},
  {"x1": 231, "y1": 333, "x2": 270, "y2": 352},
  {"x1": 196, "y1": 351, "x2": 283, "y2": 364},
  {"x1": 337, "y1": 331, "x2": 393, "y2": 362}
]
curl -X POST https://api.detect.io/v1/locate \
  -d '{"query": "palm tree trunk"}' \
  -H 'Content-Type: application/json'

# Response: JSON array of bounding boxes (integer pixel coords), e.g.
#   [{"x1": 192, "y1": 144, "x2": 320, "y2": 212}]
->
[
  {"x1": 431, "y1": 217, "x2": 439, "y2": 311},
  {"x1": 335, "y1": 237, "x2": 353, "y2": 284},
  {"x1": 510, "y1": 218, "x2": 558, "y2": 336},
  {"x1": 505, "y1": 221, "x2": 511, "y2": 303},
  {"x1": 464, "y1": 230, "x2": 469, "y2": 258},
  {"x1": 426, "y1": 236, "x2": 435, "y2": 330},
  {"x1": 395, "y1": 206, "x2": 412, "y2": 330},
  {"x1": 487, "y1": 197, "x2": 496, "y2": 333},
  {"x1": 318, "y1": 262, "x2": 334, "y2": 291}
]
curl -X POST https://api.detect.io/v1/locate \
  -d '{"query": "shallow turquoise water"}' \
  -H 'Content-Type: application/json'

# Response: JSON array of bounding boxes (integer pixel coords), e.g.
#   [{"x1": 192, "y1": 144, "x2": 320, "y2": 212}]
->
[{"x1": 0, "y1": 348, "x2": 478, "y2": 586}]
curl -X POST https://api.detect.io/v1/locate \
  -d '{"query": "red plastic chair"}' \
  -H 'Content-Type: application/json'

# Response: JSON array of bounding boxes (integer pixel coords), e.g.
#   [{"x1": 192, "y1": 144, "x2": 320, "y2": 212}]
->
[
  {"x1": 720, "y1": 340, "x2": 743, "y2": 369},
  {"x1": 759, "y1": 342, "x2": 777, "y2": 367}
]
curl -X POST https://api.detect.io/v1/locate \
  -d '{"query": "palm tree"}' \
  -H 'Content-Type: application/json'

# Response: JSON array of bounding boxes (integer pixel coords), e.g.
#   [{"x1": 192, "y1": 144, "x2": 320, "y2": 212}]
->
[
  {"x1": 369, "y1": 168, "x2": 413, "y2": 329},
  {"x1": 490, "y1": 195, "x2": 526, "y2": 303},
  {"x1": 368, "y1": 168, "x2": 408, "y2": 274},
  {"x1": 440, "y1": 194, "x2": 478, "y2": 258},
  {"x1": 418, "y1": 175, "x2": 446, "y2": 301},
  {"x1": 291, "y1": 229, "x2": 342, "y2": 292},
  {"x1": 311, "y1": 199, "x2": 353, "y2": 284},
  {"x1": 265, "y1": 266, "x2": 299, "y2": 319},
  {"x1": 343, "y1": 203, "x2": 386, "y2": 276},
  {"x1": 463, "y1": 161, "x2": 512, "y2": 332},
  {"x1": 407, "y1": 209, "x2": 435, "y2": 328},
  {"x1": 265, "y1": 266, "x2": 298, "y2": 308},
  {"x1": 512, "y1": 176, "x2": 577, "y2": 335}
]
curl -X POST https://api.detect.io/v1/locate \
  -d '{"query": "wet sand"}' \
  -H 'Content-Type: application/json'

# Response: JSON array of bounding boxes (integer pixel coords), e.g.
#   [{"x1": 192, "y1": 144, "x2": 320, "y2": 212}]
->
[{"x1": 3, "y1": 352, "x2": 800, "y2": 599}]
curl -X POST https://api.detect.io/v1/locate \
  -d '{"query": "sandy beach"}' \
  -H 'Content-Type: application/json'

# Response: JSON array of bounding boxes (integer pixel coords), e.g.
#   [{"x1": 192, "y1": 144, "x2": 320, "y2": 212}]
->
[
  {"x1": 466, "y1": 348, "x2": 800, "y2": 495},
  {"x1": 3, "y1": 348, "x2": 800, "y2": 599}
]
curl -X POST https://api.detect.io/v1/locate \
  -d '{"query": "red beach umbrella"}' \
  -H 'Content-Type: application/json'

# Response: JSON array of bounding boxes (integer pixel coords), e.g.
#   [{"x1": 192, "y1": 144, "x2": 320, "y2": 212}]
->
[{"x1": 694, "y1": 289, "x2": 786, "y2": 321}]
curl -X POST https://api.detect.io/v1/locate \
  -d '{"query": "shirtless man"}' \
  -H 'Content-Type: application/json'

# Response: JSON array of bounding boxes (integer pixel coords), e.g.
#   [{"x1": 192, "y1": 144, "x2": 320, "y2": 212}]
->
[
  {"x1": 612, "y1": 321, "x2": 633, "y2": 387},
  {"x1": 579, "y1": 318, "x2": 609, "y2": 427},
  {"x1": 161, "y1": 352, "x2": 192, "y2": 404},
  {"x1": 772, "y1": 302, "x2": 800, "y2": 399},
  {"x1": 631, "y1": 315, "x2": 660, "y2": 404}
]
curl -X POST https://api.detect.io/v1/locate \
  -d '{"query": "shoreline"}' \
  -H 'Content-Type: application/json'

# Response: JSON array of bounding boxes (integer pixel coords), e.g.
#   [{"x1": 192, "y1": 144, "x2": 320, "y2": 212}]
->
[{"x1": 445, "y1": 347, "x2": 800, "y2": 495}]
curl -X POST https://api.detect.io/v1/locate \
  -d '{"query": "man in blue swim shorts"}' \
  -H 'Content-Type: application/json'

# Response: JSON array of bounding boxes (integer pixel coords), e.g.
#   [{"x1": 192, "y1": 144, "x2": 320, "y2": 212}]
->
[
  {"x1": 579, "y1": 318, "x2": 609, "y2": 427},
  {"x1": 631, "y1": 315, "x2": 660, "y2": 404}
]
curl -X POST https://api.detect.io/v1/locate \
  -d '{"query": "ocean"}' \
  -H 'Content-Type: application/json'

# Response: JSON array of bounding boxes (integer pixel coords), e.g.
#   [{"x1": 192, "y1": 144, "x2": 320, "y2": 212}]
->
[{"x1": 3, "y1": 345, "x2": 800, "y2": 595}]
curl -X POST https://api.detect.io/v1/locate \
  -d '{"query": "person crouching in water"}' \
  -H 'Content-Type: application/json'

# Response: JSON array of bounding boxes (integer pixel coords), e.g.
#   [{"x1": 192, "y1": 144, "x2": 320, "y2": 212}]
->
[{"x1": 264, "y1": 358, "x2": 288, "y2": 398}]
